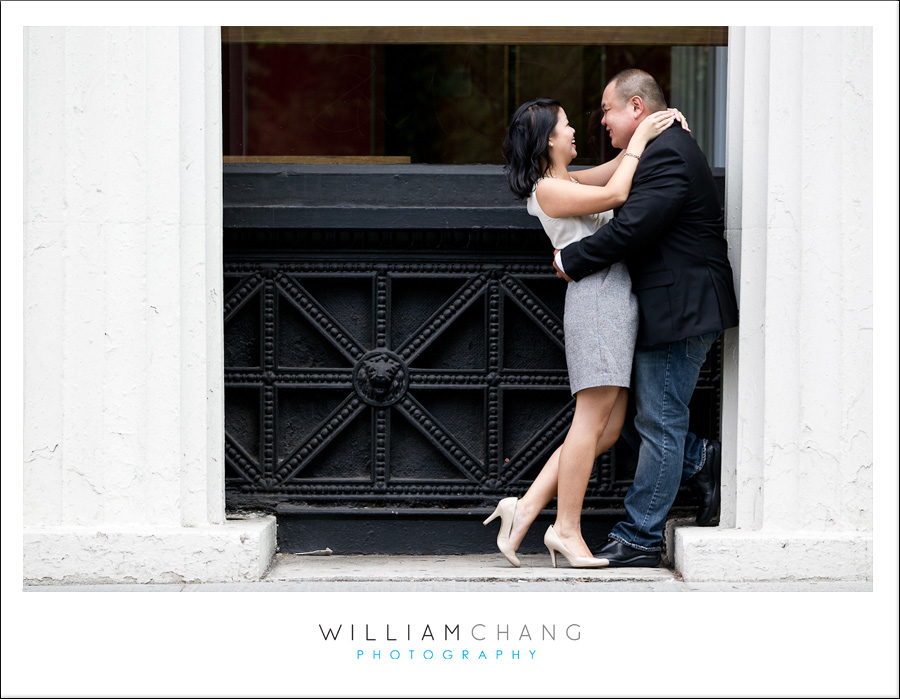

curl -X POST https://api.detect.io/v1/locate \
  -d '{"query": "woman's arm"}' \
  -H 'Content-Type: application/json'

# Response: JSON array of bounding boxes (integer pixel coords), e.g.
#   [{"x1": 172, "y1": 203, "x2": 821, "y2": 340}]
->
[
  {"x1": 536, "y1": 110, "x2": 676, "y2": 218},
  {"x1": 569, "y1": 152, "x2": 625, "y2": 187}
]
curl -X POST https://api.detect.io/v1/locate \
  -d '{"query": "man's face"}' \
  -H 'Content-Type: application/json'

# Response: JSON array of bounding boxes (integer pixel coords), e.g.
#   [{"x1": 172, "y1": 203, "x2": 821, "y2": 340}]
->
[{"x1": 600, "y1": 82, "x2": 637, "y2": 150}]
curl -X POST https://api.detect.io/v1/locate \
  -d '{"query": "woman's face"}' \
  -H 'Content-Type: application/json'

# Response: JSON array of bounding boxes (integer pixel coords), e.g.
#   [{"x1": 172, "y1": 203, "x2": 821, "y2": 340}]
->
[{"x1": 550, "y1": 108, "x2": 577, "y2": 163}]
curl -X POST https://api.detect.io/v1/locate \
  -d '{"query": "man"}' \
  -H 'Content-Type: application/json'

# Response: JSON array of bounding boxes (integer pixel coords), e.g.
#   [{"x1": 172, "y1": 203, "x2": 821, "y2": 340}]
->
[{"x1": 554, "y1": 68, "x2": 739, "y2": 567}]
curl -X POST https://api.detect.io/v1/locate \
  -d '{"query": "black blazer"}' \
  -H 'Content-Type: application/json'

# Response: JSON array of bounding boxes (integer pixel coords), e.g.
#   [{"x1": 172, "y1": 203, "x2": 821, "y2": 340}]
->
[{"x1": 560, "y1": 124, "x2": 739, "y2": 347}]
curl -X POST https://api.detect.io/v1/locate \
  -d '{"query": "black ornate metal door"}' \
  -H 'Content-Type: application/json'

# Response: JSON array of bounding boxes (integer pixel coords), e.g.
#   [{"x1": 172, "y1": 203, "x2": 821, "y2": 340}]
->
[{"x1": 223, "y1": 165, "x2": 723, "y2": 553}]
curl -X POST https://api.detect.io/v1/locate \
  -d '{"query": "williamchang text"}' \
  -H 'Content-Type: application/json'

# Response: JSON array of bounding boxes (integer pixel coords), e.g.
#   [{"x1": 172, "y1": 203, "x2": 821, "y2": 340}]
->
[{"x1": 318, "y1": 623, "x2": 582, "y2": 642}]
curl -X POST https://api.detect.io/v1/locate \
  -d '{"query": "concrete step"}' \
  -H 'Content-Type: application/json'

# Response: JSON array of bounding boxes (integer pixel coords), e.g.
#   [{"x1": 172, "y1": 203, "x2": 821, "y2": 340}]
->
[{"x1": 23, "y1": 553, "x2": 872, "y2": 591}]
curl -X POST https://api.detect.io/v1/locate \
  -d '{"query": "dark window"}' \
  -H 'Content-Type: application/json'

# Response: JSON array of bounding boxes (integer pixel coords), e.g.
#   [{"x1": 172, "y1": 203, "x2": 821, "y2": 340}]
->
[{"x1": 222, "y1": 27, "x2": 728, "y2": 167}]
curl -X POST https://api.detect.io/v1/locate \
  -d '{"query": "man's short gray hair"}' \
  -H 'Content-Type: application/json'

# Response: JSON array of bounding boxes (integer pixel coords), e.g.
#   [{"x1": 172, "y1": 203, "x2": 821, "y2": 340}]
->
[{"x1": 609, "y1": 69, "x2": 667, "y2": 112}]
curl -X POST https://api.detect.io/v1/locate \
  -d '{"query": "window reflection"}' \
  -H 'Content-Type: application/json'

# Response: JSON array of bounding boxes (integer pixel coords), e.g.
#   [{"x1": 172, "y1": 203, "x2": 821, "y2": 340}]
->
[{"x1": 223, "y1": 30, "x2": 726, "y2": 167}]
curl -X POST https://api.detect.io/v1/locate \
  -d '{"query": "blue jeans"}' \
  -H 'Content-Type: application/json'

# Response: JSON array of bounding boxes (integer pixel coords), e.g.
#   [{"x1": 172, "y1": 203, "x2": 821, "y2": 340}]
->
[{"x1": 610, "y1": 330, "x2": 721, "y2": 551}]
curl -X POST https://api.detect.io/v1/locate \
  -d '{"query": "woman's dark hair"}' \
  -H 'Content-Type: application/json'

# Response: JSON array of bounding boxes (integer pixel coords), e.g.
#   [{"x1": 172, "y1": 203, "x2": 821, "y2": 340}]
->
[{"x1": 502, "y1": 98, "x2": 561, "y2": 199}]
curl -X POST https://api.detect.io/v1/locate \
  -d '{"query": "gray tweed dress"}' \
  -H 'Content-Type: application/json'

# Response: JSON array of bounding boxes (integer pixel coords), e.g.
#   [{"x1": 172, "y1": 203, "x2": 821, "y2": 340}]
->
[{"x1": 527, "y1": 181, "x2": 639, "y2": 395}]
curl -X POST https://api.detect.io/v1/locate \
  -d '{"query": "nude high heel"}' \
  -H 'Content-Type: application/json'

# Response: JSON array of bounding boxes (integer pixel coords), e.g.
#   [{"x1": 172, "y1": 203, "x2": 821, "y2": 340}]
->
[
  {"x1": 483, "y1": 497, "x2": 522, "y2": 568},
  {"x1": 544, "y1": 525, "x2": 608, "y2": 568}
]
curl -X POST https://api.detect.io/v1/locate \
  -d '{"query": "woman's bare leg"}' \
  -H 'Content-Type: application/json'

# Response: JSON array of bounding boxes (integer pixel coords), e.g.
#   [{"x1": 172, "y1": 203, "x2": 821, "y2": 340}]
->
[
  {"x1": 507, "y1": 445, "x2": 561, "y2": 550},
  {"x1": 553, "y1": 386, "x2": 623, "y2": 558},
  {"x1": 508, "y1": 386, "x2": 627, "y2": 554},
  {"x1": 595, "y1": 388, "x2": 629, "y2": 455}
]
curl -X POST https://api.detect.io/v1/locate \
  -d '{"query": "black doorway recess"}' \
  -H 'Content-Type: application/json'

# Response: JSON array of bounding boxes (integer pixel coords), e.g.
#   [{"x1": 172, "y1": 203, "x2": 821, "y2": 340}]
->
[{"x1": 223, "y1": 164, "x2": 724, "y2": 553}]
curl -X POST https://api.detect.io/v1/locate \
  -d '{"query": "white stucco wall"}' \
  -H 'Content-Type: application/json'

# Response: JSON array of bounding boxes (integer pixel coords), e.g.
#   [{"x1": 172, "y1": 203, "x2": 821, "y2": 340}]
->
[
  {"x1": 20, "y1": 24, "x2": 877, "y2": 585},
  {"x1": 675, "y1": 26, "x2": 873, "y2": 582},
  {"x1": 23, "y1": 26, "x2": 275, "y2": 584}
]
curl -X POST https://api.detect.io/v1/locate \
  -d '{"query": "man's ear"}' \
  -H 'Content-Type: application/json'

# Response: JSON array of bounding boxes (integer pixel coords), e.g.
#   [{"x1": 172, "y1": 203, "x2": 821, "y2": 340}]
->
[{"x1": 631, "y1": 95, "x2": 646, "y2": 117}]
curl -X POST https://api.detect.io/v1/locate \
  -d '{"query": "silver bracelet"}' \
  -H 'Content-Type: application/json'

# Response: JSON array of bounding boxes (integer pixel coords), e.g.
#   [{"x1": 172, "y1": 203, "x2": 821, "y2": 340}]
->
[{"x1": 624, "y1": 152, "x2": 641, "y2": 161}]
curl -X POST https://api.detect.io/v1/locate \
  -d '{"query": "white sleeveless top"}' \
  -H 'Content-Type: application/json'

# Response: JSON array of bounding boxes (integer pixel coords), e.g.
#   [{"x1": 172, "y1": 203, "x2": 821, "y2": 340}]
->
[{"x1": 526, "y1": 177, "x2": 612, "y2": 249}]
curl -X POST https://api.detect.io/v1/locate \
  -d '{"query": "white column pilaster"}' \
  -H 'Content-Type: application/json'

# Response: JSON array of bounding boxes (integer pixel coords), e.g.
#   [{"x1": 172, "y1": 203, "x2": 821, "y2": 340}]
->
[
  {"x1": 675, "y1": 27, "x2": 873, "y2": 582},
  {"x1": 23, "y1": 27, "x2": 274, "y2": 584}
]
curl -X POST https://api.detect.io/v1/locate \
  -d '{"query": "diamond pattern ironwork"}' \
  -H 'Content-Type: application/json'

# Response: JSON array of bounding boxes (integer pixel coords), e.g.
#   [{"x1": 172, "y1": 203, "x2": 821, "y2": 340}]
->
[{"x1": 223, "y1": 241, "x2": 722, "y2": 511}]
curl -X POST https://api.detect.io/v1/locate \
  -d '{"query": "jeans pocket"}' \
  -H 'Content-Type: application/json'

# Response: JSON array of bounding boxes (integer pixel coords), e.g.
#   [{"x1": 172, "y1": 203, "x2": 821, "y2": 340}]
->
[{"x1": 685, "y1": 331, "x2": 720, "y2": 362}]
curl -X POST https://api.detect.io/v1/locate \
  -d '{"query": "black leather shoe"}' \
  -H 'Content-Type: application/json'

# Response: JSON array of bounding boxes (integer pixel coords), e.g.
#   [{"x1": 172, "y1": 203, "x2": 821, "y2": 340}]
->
[
  {"x1": 594, "y1": 539, "x2": 661, "y2": 568},
  {"x1": 691, "y1": 439, "x2": 722, "y2": 526}
]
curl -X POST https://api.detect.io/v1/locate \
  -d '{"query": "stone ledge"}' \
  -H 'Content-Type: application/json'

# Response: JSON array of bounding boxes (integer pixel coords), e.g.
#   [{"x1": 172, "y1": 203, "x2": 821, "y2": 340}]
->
[
  {"x1": 23, "y1": 514, "x2": 276, "y2": 585},
  {"x1": 672, "y1": 526, "x2": 873, "y2": 583},
  {"x1": 263, "y1": 552, "x2": 679, "y2": 584}
]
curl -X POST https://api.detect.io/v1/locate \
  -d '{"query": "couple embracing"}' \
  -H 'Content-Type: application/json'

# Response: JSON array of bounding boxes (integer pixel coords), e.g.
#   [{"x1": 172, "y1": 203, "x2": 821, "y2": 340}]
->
[{"x1": 484, "y1": 68, "x2": 739, "y2": 568}]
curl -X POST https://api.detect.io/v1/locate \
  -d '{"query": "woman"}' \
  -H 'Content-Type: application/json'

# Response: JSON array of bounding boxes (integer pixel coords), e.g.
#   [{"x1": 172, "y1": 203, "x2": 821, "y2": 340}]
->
[{"x1": 483, "y1": 98, "x2": 686, "y2": 568}]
